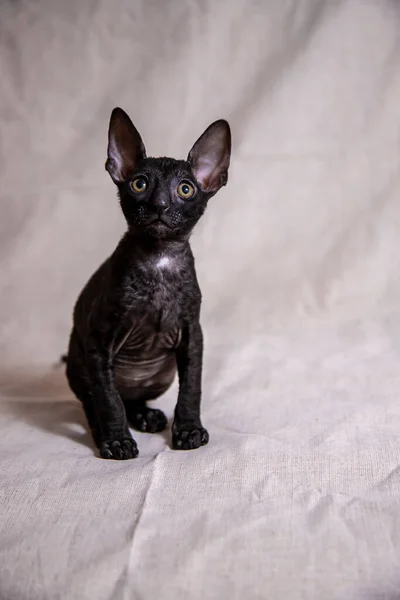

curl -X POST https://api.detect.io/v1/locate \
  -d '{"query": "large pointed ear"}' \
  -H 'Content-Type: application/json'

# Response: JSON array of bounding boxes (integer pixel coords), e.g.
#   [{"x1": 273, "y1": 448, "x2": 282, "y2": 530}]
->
[
  {"x1": 187, "y1": 120, "x2": 231, "y2": 193},
  {"x1": 105, "y1": 107, "x2": 146, "y2": 184}
]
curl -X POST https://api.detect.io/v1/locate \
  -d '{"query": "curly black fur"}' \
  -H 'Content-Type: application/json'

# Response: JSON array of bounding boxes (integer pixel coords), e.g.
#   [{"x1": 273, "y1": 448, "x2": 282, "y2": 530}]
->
[{"x1": 64, "y1": 107, "x2": 231, "y2": 459}]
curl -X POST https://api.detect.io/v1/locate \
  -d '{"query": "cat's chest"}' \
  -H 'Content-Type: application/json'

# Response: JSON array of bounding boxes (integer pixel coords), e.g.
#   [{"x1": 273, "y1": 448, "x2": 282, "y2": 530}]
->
[
  {"x1": 130, "y1": 256, "x2": 185, "y2": 311},
  {"x1": 115, "y1": 281, "x2": 182, "y2": 361},
  {"x1": 123, "y1": 256, "x2": 186, "y2": 329}
]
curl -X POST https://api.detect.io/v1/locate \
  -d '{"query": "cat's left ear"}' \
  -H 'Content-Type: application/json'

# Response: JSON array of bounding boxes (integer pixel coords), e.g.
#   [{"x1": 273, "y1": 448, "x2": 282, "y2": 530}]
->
[{"x1": 187, "y1": 120, "x2": 231, "y2": 194}]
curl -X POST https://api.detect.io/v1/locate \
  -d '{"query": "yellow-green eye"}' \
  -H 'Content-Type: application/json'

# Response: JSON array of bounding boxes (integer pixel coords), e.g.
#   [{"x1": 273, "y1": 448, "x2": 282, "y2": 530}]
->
[
  {"x1": 131, "y1": 178, "x2": 147, "y2": 193},
  {"x1": 177, "y1": 182, "x2": 195, "y2": 199}
]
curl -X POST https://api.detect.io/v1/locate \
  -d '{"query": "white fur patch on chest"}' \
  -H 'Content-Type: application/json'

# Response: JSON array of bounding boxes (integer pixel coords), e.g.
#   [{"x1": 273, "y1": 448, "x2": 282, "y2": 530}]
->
[{"x1": 156, "y1": 256, "x2": 172, "y2": 269}]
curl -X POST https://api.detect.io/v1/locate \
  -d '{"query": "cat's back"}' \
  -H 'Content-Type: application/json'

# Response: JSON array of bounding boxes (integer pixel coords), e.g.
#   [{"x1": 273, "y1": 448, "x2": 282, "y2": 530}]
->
[{"x1": 72, "y1": 256, "x2": 112, "y2": 337}]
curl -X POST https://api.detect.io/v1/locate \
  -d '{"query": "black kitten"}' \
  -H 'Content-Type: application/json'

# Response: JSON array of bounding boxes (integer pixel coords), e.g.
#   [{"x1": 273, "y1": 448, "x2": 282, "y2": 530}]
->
[{"x1": 65, "y1": 107, "x2": 231, "y2": 460}]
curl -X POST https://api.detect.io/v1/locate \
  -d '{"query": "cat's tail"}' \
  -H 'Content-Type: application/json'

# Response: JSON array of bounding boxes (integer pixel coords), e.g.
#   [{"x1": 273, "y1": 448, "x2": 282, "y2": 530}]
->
[{"x1": 52, "y1": 353, "x2": 68, "y2": 369}]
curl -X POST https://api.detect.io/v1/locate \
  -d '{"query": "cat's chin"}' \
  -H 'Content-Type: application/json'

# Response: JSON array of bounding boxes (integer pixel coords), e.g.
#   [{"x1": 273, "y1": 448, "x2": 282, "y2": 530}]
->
[{"x1": 143, "y1": 221, "x2": 176, "y2": 239}]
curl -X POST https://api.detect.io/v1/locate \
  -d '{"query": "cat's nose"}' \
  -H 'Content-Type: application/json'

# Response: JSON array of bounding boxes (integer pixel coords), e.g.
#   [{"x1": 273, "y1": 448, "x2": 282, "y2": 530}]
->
[{"x1": 149, "y1": 197, "x2": 170, "y2": 215}]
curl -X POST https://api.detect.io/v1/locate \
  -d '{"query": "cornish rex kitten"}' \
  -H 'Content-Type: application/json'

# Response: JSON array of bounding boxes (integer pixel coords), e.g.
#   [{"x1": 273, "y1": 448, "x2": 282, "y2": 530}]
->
[{"x1": 65, "y1": 107, "x2": 231, "y2": 460}]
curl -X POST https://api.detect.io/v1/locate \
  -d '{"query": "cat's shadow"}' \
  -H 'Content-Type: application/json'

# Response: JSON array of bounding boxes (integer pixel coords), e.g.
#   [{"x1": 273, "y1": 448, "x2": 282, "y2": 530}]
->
[{"x1": 0, "y1": 366, "x2": 171, "y2": 454}]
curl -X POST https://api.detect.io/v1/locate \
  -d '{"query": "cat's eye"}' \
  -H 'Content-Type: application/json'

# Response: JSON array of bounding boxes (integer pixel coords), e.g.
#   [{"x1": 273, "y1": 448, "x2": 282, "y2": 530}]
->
[
  {"x1": 131, "y1": 177, "x2": 148, "y2": 193},
  {"x1": 177, "y1": 181, "x2": 195, "y2": 199}
]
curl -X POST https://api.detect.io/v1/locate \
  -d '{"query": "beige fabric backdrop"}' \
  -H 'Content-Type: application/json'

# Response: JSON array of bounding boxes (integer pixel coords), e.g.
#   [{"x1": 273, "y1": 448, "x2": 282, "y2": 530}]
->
[{"x1": 1, "y1": 0, "x2": 400, "y2": 598}]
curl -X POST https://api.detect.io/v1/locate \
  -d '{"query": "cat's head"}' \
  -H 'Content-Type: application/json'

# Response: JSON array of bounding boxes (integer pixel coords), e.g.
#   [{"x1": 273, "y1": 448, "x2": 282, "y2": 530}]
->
[{"x1": 105, "y1": 107, "x2": 231, "y2": 240}]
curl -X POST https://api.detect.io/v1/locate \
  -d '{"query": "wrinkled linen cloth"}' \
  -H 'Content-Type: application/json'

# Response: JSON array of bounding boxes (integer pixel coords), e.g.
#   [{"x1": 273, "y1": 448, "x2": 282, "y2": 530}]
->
[{"x1": 1, "y1": 1, "x2": 400, "y2": 598}]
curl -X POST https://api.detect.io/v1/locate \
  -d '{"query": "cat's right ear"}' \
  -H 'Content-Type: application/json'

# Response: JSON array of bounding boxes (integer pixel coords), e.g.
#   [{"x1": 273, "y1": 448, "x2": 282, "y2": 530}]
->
[{"x1": 105, "y1": 107, "x2": 146, "y2": 185}]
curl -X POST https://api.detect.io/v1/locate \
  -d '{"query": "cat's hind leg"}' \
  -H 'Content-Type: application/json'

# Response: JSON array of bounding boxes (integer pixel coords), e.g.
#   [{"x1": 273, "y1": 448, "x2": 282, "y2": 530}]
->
[{"x1": 123, "y1": 399, "x2": 168, "y2": 434}]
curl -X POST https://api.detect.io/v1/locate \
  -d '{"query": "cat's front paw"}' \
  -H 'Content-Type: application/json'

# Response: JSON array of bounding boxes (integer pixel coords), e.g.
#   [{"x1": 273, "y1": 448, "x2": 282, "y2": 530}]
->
[
  {"x1": 172, "y1": 425, "x2": 209, "y2": 450},
  {"x1": 99, "y1": 437, "x2": 139, "y2": 460}
]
